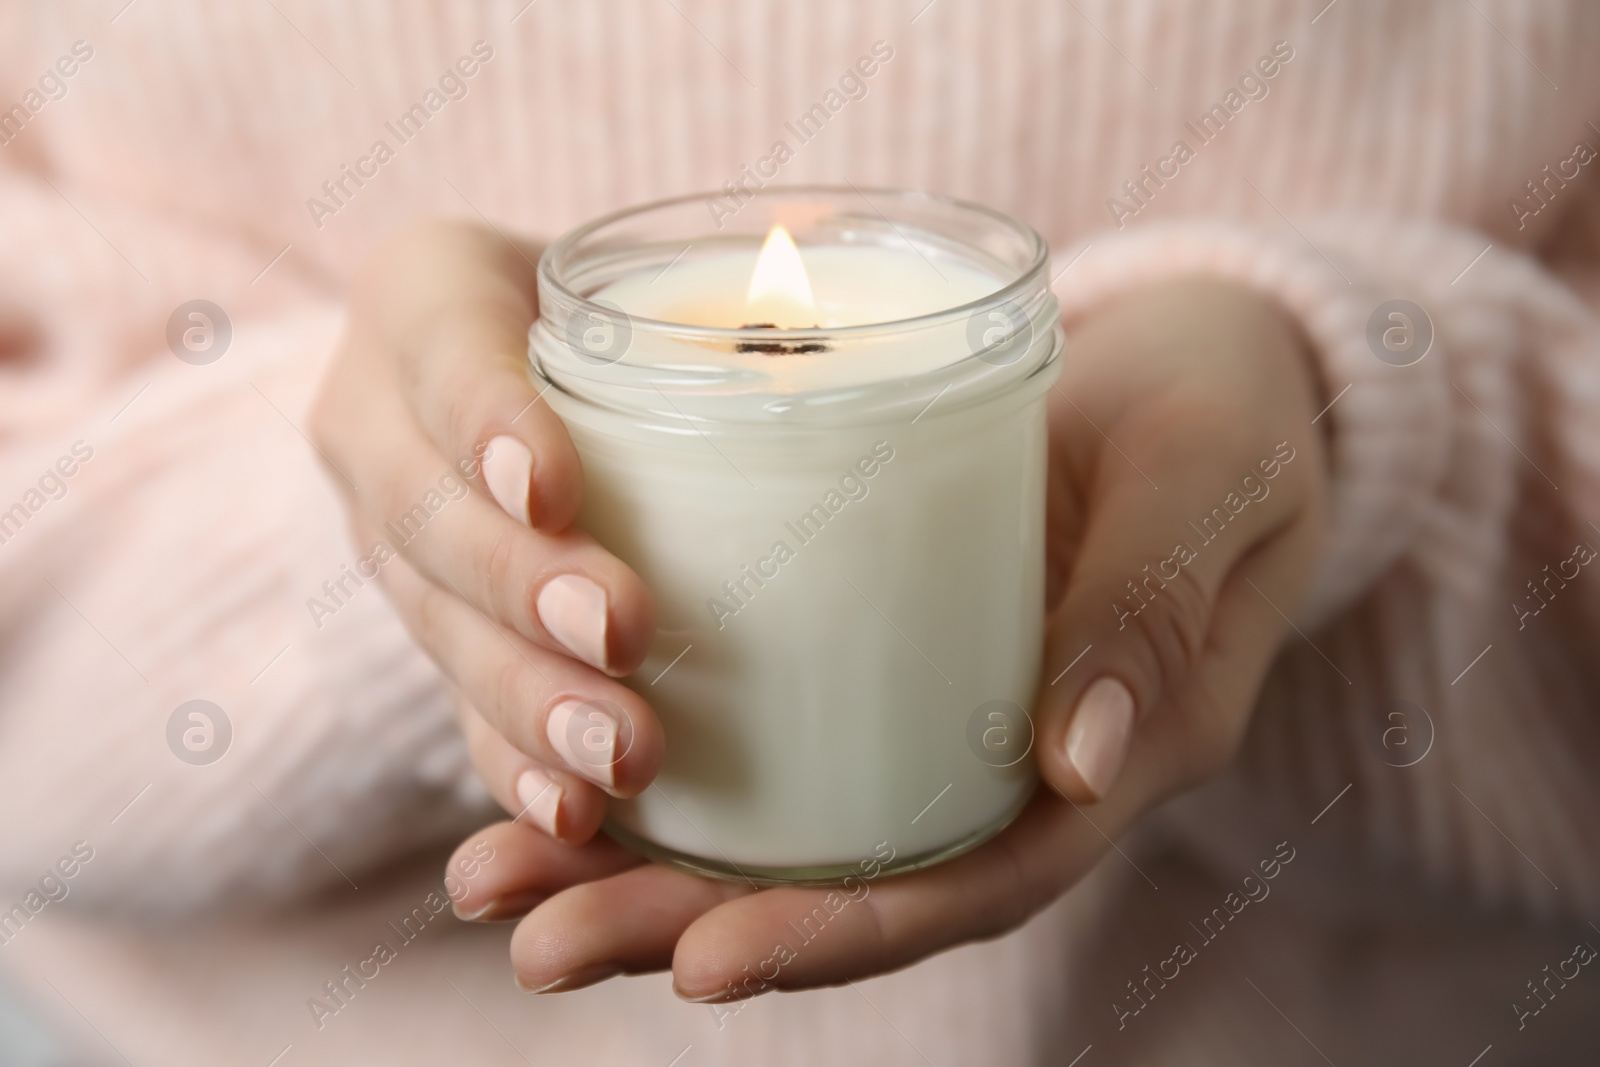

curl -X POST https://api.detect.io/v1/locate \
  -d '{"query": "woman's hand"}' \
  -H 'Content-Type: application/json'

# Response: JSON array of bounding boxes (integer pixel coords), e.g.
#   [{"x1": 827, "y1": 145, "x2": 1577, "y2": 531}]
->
[
  {"x1": 443, "y1": 275, "x2": 1330, "y2": 999},
  {"x1": 310, "y1": 220, "x2": 663, "y2": 865}
]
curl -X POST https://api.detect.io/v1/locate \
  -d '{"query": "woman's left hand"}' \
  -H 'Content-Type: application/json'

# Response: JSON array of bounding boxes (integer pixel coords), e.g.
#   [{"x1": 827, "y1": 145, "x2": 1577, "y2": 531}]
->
[{"x1": 446, "y1": 277, "x2": 1330, "y2": 1000}]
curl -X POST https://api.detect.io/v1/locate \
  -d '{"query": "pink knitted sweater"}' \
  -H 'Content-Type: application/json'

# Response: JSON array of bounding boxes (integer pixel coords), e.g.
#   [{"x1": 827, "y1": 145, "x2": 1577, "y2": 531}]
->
[{"x1": 2, "y1": 2, "x2": 1599, "y2": 1064}]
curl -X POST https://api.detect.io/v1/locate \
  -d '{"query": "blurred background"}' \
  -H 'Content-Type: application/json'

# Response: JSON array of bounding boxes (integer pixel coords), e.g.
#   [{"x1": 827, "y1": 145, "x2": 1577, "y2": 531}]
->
[{"x1": 2, "y1": 1, "x2": 1598, "y2": 1064}]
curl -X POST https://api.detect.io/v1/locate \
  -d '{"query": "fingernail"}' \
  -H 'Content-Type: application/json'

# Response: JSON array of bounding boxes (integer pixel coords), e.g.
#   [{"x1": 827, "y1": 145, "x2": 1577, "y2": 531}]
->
[
  {"x1": 537, "y1": 574, "x2": 610, "y2": 672},
  {"x1": 516, "y1": 962, "x2": 623, "y2": 994},
  {"x1": 483, "y1": 434, "x2": 534, "y2": 526},
  {"x1": 546, "y1": 698, "x2": 618, "y2": 790},
  {"x1": 1064, "y1": 677, "x2": 1135, "y2": 800},
  {"x1": 515, "y1": 767, "x2": 564, "y2": 837},
  {"x1": 453, "y1": 890, "x2": 546, "y2": 923},
  {"x1": 674, "y1": 982, "x2": 739, "y2": 1004}
]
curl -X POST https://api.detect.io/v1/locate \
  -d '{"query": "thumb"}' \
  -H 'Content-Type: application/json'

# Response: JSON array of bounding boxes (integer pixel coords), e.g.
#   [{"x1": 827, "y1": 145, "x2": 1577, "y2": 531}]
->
[{"x1": 1034, "y1": 443, "x2": 1298, "y2": 803}]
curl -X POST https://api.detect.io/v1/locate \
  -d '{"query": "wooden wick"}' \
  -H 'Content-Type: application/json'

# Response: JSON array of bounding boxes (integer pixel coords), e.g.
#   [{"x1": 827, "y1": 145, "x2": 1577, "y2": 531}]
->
[{"x1": 736, "y1": 322, "x2": 828, "y2": 355}]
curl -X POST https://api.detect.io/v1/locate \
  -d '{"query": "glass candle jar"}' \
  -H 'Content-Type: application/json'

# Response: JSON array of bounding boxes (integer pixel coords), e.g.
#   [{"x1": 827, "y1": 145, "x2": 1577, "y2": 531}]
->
[{"x1": 530, "y1": 187, "x2": 1061, "y2": 884}]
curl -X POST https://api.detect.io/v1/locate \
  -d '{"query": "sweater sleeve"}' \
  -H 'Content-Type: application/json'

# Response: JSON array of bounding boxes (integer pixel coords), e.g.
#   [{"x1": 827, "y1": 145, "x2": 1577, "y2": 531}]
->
[
  {"x1": 0, "y1": 166, "x2": 493, "y2": 915},
  {"x1": 1052, "y1": 216, "x2": 1599, "y2": 629},
  {"x1": 1053, "y1": 215, "x2": 1600, "y2": 917}
]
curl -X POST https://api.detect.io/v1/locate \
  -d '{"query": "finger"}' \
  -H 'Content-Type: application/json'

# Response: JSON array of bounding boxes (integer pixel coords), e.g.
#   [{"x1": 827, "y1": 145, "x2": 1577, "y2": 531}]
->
[
  {"x1": 370, "y1": 524, "x2": 663, "y2": 796},
  {"x1": 446, "y1": 821, "x2": 643, "y2": 923},
  {"x1": 358, "y1": 220, "x2": 585, "y2": 534},
  {"x1": 663, "y1": 535, "x2": 1320, "y2": 1001},
  {"x1": 1036, "y1": 277, "x2": 1326, "y2": 804},
  {"x1": 510, "y1": 865, "x2": 752, "y2": 994},
  {"x1": 670, "y1": 789, "x2": 1135, "y2": 999},
  {"x1": 404, "y1": 296, "x2": 583, "y2": 537},
  {"x1": 1121, "y1": 503, "x2": 1323, "y2": 798},
  {"x1": 381, "y1": 224, "x2": 580, "y2": 532},
  {"x1": 1035, "y1": 415, "x2": 1307, "y2": 803},
  {"x1": 329, "y1": 350, "x2": 654, "y2": 676},
  {"x1": 455, "y1": 696, "x2": 610, "y2": 844}
]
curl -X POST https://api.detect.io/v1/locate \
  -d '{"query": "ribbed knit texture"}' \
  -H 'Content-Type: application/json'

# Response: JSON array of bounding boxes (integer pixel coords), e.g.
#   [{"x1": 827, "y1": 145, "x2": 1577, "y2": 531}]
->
[{"x1": 2, "y1": 2, "x2": 1599, "y2": 1064}]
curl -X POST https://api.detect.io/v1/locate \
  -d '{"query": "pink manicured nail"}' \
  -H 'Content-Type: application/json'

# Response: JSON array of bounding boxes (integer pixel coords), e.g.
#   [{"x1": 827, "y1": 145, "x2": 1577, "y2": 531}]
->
[
  {"x1": 546, "y1": 699, "x2": 618, "y2": 789},
  {"x1": 454, "y1": 890, "x2": 546, "y2": 923},
  {"x1": 483, "y1": 434, "x2": 533, "y2": 526},
  {"x1": 537, "y1": 574, "x2": 610, "y2": 671},
  {"x1": 1064, "y1": 677, "x2": 1135, "y2": 800},
  {"x1": 517, "y1": 962, "x2": 623, "y2": 995},
  {"x1": 515, "y1": 767, "x2": 564, "y2": 837},
  {"x1": 674, "y1": 983, "x2": 739, "y2": 1004}
]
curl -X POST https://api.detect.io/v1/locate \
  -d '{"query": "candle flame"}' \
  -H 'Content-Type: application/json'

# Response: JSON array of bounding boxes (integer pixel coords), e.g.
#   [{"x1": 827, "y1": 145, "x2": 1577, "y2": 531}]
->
[{"x1": 745, "y1": 224, "x2": 816, "y2": 328}]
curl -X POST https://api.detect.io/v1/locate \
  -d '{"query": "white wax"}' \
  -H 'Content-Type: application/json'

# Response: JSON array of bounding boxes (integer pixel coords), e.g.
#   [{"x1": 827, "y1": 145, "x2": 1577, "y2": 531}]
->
[
  {"x1": 593, "y1": 245, "x2": 1006, "y2": 392},
  {"x1": 544, "y1": 240, "x2": 1051, "y2": 875}
]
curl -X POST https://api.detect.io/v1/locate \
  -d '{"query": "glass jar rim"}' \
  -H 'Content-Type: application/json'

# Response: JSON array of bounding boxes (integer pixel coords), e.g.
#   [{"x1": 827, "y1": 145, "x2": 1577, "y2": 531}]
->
[{"x1": 535, "y1": 184, "x2": 1052, "y2": 343}]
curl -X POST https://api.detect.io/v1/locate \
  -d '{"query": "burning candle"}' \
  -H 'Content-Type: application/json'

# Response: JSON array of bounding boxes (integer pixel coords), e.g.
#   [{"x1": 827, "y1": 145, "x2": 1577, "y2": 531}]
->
[{"x1": 531, "y1": 188, "x2": 1062, "y2": 883}]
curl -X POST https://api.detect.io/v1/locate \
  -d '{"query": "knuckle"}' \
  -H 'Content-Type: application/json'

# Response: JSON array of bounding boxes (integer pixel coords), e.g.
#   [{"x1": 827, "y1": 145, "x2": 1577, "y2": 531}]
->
[
  {"x1": 986, "y1": 835, "x2": 1049, "y2": 935},
  {"x1": 478, "y1": 527, "x2": 530, "y2": 627},
  {"x1": 398, "y1": 571, "x2": 449, "y2": 658},
  {"x1": 440, "y1": 384, "x2": 486, "y2": 461},
  {"x1": 1126, "y1": 565, "x2": 1211, "y2": 700},
  {"x1": 380, "y1": 487, "x2": 433, "y2": 545},
  {"x1": 485, "y1": 655, "x2": 536, "y2": 736}
]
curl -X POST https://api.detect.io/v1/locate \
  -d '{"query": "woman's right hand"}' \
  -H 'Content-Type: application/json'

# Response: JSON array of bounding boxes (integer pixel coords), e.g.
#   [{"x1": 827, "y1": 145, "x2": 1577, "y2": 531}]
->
[{"x1": 310, "y1": 220, "x2": 660, "y2": 901}]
